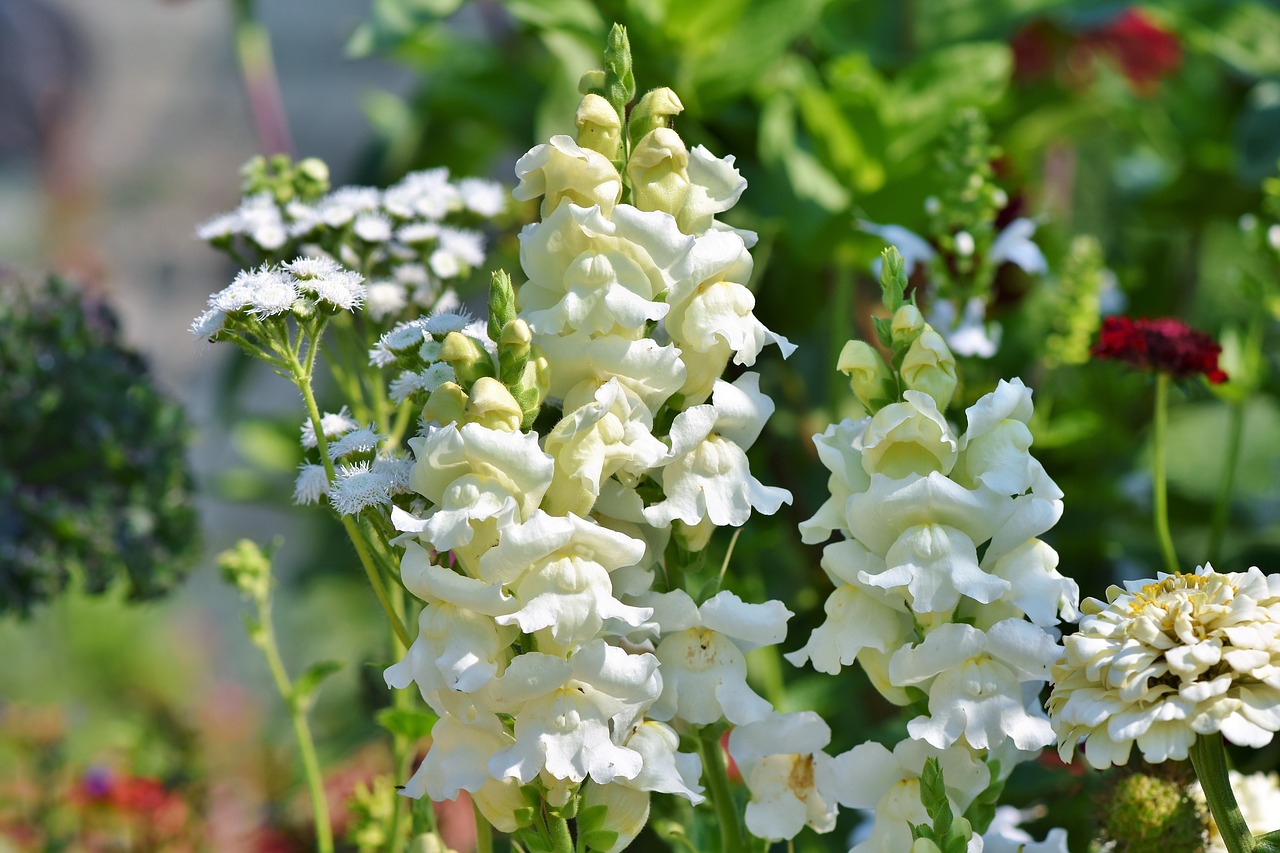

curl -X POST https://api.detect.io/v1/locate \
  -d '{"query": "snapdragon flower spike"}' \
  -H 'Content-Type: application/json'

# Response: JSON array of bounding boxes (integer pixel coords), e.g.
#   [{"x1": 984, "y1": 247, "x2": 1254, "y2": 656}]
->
[{"x1": 1091, "y1": 315, "x2": 1228, "y2": 384}]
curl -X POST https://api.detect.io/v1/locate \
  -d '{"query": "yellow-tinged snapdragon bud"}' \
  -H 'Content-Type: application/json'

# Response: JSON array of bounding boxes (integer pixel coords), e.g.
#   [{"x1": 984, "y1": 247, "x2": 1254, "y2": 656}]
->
[
  {"x1": 421, "y1": 382, "x2": 468, "y2": 426},
  {"x1": 578, "y1": 69, "x2": 606, "y2": 94},
  {"x1": 900, "y1": 327, "x2": 957, "y2": 412},
  {"x1": 439, "y1": 331, "x2": 495, "y2": 388},
  {"x1": 464, "y1": 377, "x2": 523, "y2": 431},
  {"x1": 910, "y1": 839, "x2": 943, "y2": 853},
  {"x1": 837, "y1": 340, "x2": 895, "y2": 412},
  {"x1": 628, "y1": 128, "x2": 690, "y2": 216},
  {"x1": 674, "y1": 517, "x2": 715, "y2": 553},
  {"x1": 581, "y1": 781, "x2": 651, "y2": 853},
  {"x1": 576, "y1": 94, "x2": 623, "y2": 160},
  {"x1": 499, "y1": 317, "x2": 533, "y2": 386},
  {"x1": 891, "y1": 304, "x2": 926, "y2": 351},
  {"x1": 510, "y1": 348, "x2": 550, "y2": 430},
  {"x1": 407, "y1": 834, "x2": 458, "y2": 853},
  {"x1": 629, "y1": 87, "x2": 684, "y2": 143}
]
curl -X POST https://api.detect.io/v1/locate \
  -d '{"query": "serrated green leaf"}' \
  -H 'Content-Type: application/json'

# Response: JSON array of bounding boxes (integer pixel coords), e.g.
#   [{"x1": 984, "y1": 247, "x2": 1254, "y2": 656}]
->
[{"x1": 375, "y1": 706, "x2": 439, "y2": 741}]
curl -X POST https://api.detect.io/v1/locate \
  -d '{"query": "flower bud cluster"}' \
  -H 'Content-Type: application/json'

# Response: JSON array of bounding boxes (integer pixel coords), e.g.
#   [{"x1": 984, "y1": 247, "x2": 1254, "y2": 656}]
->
[
  {"x1": 386, "y1": 53, "x2": 799, "y2": 849},
  {"x1": 791, "y1": 291, "x2": 1078, "y2": 851}
]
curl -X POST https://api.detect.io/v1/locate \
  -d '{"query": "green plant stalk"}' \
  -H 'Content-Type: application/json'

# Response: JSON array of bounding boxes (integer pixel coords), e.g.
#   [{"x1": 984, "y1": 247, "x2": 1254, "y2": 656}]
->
[
  {"x1": 231, "y1": 0, "x2": 293, "y2": 156},
  {"x1": 285, "y1": 340, "x2": 413, "y2": 647},
  {"x1": 385, "y1": 582, "x2": 413, "y2": 852},
  {"x1": 255, "y1": 595, "x2": 334, "y2": 853},
  {"x1": 1152, "y1": 374, "x2": 1180, "y2": 573},
  {"x1": 1190, "y1": 733, "x2": 1256, "y2": 853},
  {"x1": 698, "y1": 726, "x2": 745, "y2": 853},
  {"x1": 1208, "y1": 400, "x2": 1245, "y2": 566},
  {"x1": 548, "y1": 812, "x2": 574, "y2": 853}
]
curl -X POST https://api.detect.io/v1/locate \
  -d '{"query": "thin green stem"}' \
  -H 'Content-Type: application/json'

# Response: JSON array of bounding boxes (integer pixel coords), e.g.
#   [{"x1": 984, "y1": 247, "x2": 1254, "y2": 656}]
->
[
  {"x1": 548, "y1": 813, "x2": 574, "y2": 853},
  {"x1": 385, "y1": 583, "x2": 412, "y2": 852},
  {"x1": 1190, "y1": 733, "x2": 1256, "y2": 853},
  {"x1": 1152, "y1": 374, "x2": 1180, "y2": 573},
  {"x1": 1209, "y1": 401, "x2": 1245, "y2": 567},
  {"x1": 256, "y1": 598, "x2": 334, "y2": 853},
  {"x1": 475, "y1": 801, "x2": 494, "y2": 853},
  {"x1": 698, "y1": 726, "x2": 745, "y2": 853}
]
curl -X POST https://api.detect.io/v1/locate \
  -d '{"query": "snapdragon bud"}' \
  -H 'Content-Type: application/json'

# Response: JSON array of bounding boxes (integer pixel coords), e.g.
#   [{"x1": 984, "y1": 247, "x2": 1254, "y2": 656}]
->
[
  {"x1": 628, "y1": 127, "x2": 690, "y2": 215},
  {"x1": 464, "y1": 377, "x2": 523, "y2": 431},
  {"x1": 837, "y1": 340, "x2": 895, "y2": 412},
  {"x1": 580, "y1": 782, "x2": 648, "y2": 853},
  {"x1": 628, "y1": 87, "x2": 684, "y2": 144},
  {"x1": 511, "y1": 349, "x2": 550, "y2": 429},
  {"x1": 576, "y1": 94, "x2": 623, "y2": 160},
  {"x1": 408, "y1": 834, "x2": 458, "y2": 853},
  {"x1": 674, "y1": 517, "x2": 715, "y2": 552},
  {"x1": 439, "y1": 331, "x2": 495, "y2": 388},
  {"x1": 421, "y1": 381, "x2": 468, "y2": 426},
  {"x1": 578, "y1": 69, "x2": 606, "y2": 95},
  {"x1": 890, "y1": 304, "x2": 925, "y2": 351},
  {"x1": 900, "y1": 328, "x2": 957, "y2": 412},
  {"x1": 499, "y1": 317, "x2": 533, "y2": 386}
]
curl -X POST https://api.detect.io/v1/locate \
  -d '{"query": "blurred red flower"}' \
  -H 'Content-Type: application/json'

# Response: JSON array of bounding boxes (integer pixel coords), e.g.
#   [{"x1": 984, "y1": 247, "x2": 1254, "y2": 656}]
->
[{"x1": 1092, "y1": 316, "x2": 1227, "y2": 384}]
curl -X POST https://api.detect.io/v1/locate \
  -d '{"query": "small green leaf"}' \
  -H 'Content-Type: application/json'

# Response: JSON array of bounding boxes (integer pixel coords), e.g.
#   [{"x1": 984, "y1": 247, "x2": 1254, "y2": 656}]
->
[
  {"x1": 1255, "y1": 829, "x2": 1280, "y2": 852},
  {"x1": 375, "y1": 706, "x2": 438, "y2": 742},
  {"x1": 879, "y1": 247, "x2": 908, "y2": 312},
  {"x1": 577, "y1": 804, "x2": 610, "y2": 834},
  {"x1": 580, "y1": 830, "x2": 619, "y2": 852},
  {"x1": 293, "y1": 660, "x2": 343, "y2": 708}
]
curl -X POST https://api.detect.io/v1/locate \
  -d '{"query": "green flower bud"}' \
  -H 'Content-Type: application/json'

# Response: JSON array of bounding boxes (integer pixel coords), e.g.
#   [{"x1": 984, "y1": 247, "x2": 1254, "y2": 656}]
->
[
  {"x1": 578, "y1": 69, "x2": 607, "y2": 95},
  {"x1": 407, "y1": 835, "x2": 457, "y2": 853},
  {"x1": 421, "y1": 382, "x2": 468, "y2": 426},
  {"x1": 487, "y1": 269, "x2": 518, "y2": 344},
  {"x1": 576, "y1": 94, "x2": 623, "y2": 160},
  {"x1": 218, "y1": 539, "x2": 272, "y2": 603},
  {"x1": 900, "y1": 328, "x2": 957, "y2": 413},
  {"x1": 837, "y1": 339, "x2": 896, "y2": 412},
  {"x1": 499, "y1": 318, "x2": 533, "y2": 386},
  {"x1": 464, "y1": 377, "x2": 524, "y2": 432},
  {"x1": 628, "y1": 128, "x2": 691, "y2": 216},
  {"x1": 439, "y1": 331, "x2": 495, "y2": 388},
  {"x1": 891, "y1": 304, "x2": 926, "y2": 351},
  {"x1": 294, "y1": 157, "x2": 331, "y2": 201},
  {"x1": 1101, "y1": 764, "x2": 1204, "y2": 853},
  {"x1": 628, "y1": 87, "x2": 684, "y2": 144},
  {"x1": 580, "y1": 781, "x2": 649, "y2": 853}
]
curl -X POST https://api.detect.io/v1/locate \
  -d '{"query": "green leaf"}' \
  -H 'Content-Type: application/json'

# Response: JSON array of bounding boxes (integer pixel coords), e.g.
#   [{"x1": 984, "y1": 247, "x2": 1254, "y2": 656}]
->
[
  {"x1": 918, "y1": 757, "x2": 954, "y2": 835},
  {"x1": 375, "y1": 706, "x2": 439, "y2": 742},
  {"x1": 577, "y1": 804, "x2": 610, "y2": 834},
  {"x1": 886, "y1": 43, "x2": 1011, "y2": 161},
  {"x1": 292, "y1": 660, "x2": 343, "y2": 708},
  {"x1": 1255, "y1": 829, "x2": 1280, "y2": 853},
  {"x1": 796, "y1": 79, "x2": 884, "y2": 194},
  {"x1": 580, "y1": 830, "x2": 619, "y2": 852}
]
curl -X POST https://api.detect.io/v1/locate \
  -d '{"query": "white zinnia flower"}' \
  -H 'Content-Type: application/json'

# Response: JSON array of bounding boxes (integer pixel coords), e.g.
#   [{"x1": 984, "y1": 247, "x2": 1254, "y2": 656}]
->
[{"x1": 1048, "y1": 565, "x2": 1280, "y2": 769}]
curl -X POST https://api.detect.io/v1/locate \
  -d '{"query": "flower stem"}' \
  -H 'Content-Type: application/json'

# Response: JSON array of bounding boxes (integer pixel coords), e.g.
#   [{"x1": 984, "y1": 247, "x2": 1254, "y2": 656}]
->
[
  {"x1": 475, "y1": 801, "x2": 494, "y2": 853},
  {"x1": 1209, "y1": 400, "x2": 1245, "y2": 567},
  {"x1": 1152, "y1": 373, "x2": 1180, "y2": 573},
  {"x1": 548, "y1": 813, "x2": 574, "y2": 853},
  {"x1": 1190, "y1": 733, "x2": 1256, "y2": 853},
  {"x1": 698, "y1": 726, "x2": 745, "y2": 853},
  {"x1": 255, "y1": 596, "x2": 334, "y2": 853}
]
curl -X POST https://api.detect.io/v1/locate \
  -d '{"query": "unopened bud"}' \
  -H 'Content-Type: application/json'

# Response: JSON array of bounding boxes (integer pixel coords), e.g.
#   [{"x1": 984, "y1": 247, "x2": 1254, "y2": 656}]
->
[
  {"x1": 580, "y1": 781, "x2": 649, "y2": 853},
  {"x1": 837, "y1": 340, "x2": 895, "y2": 411},
  {"x1": 464, "y1": 377, "x2": 523, "y2": 431},
  {"x1": 891, "y1": 304, "x2": 925, "y2": 351},
  {"x1": 578, "y1": 69, "x2": 606, "y2": 95},
  {"x1": 628, "y1": 128, "x2": 690, "y2": 216},
  {"x1": 439, "y1": 331, "x2": 495, "y2": 388},
  {"x1": 218, "y1": 539, "x2": 272, "y2": 602},
  {"x1": 576, "y1": 94, "x2": 623, "y2": 160},
  {"x1": 421, "y1": 381, "x2": 468, "y2": 426},
  {"x1": 900, "y1": 328, "x2": 957, "y2": 412},
  {"x1": 499, "y1": 318, "x2": 533, "y2": 386},
  {"x1": 629, "y1": 87, "x2": 684, "y2": 143}
]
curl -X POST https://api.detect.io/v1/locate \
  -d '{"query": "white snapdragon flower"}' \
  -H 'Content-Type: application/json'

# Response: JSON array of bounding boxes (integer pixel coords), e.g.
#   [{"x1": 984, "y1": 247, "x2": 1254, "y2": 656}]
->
[
  {"x1": 519, "y1": 202, "x2": 688, "y2": 337},
  {"x1": 398, "y1": 711, "x2": 513, "y2": 800},
  {"x1": 513, "y1": 135, "x2": 623, "y2": 218},
  {"x1": 889, "y1": 620, "x2": 1058, "y2": 751},
  {"x1": 542, "y1": 379, "x2": 668, "y2": 517},
  {"x1": 1191, "y1": 770, "x2": 1280, "y2": 852},
  {"x1": 845, "y1": 472, "x2": 1014, "y2": 559},
  {"x1": 785, "y1": 538, "x2": 914, "y2": 677},
  {"x1": 488, "y1": 641, "x2": 661, "y2": 786},
  {"x1": 644, "y1": 374, "x2": 792, "y2": 529},
  {"x1": 648, "y1": 589, "x2": 790, "y2": 726},
  {"x1": 798, "y1": 418, "x2": 872, "y2": 544},
  {"x1": 476, "y1": 511, "x2": 652, "y2": 654},
  {"x1": 954, "y1": 379, "x2": 1049, "y2": 496},
  {"x1": 399, "y1": 423, "x2": 554, "y2": 552},
  {"x1": 538, "y1": 332, "x2": 686, "y2": 416},
  {"x1": 727, "y1": 712, "x2": 848, "y2": 841},
  {"x1": 677, "y1": 145, "x2": 747, "y2": 234},
  {"x1": 860, "y1": 390, "x2": 958, "y2": 479},
  {"x1": 980, "y1": 806, "x2": 1069, "y2": 853},
  {"x1": 1048, "y1": 565, "x2": 1280, "y2": 769},
  {"x1": 834, "y1": 739, "x2": 990, "y2": 853}
]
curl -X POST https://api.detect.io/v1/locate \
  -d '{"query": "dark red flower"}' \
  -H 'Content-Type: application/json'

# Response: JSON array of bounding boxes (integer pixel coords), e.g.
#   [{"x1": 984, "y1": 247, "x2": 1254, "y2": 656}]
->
[
  {"x1": 1092, "y1": 316, "x2": 1227, "y2": 383},
  {"x1": 1080, "y1": 9, "x2": 1181, "y2": 93}
]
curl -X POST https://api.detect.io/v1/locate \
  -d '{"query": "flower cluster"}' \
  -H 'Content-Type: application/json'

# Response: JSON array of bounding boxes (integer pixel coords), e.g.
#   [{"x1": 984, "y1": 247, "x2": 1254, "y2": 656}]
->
[
  {"x1": 789, "y1": 275, "x2": 1077, "y2": 850},
  {"x1": 1091, "y1": 315, "x2": 1228, "y2": 384},
  {"x1": 1049, "y1": 564, "x2": 1280, "y2": 769},
  {"x1": 385, "y1": 36, "x2": 798, "y2": 849}
]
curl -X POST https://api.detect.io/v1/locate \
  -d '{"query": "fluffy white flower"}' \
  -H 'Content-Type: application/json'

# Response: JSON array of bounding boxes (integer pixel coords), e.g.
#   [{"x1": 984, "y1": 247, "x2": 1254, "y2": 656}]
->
[
  {"x1": 890, "y1": 620, "x2": 1058, "y2": 750},
  {"x1": 644, "y1": 375, "x2": 792, "y2": 529},
  {"x1": 384, "y1": 168, "x2": 460, "y2": 220},
  {"x1": 292, "y1": 463, "x2": 329, "y2": 505},
  {"x1": 328, "y1": 461, "x2": 394, "y2": 515},
  {"x1": 1048, "y1": 565, "x2": 1280, "y2": 769},
  {"x1": 727, "y1": 712, "x2": 845, "y2": 841},
  {"x1": 458, "y1": 177, "x2": 508, "y2": 217},
  {"x1": 302, "y1": 268, "x2": 367, "y2": 311},
  {"x1": 283, "y1": 255, "x2": 343, "y2": 279},
  {"x1": 487, "y1": 641, "x2": 661, "y2": 786},
  {"x1": 189, "y1": 307, "x2": 226, "y2": 339},
  {"x1": 300, "y1": 407, "x2": 360, "y2": 448},
  {"x1": 648, "y1": 589, "x2": 790, "y2": 726},
  {"x1": 354, "y1": 211, "x2": 393, "y2": 243},
  {"x1": 327, "y1": 426, "x2": 383, "y2": 460},
  {"x1": 389, "y1": 363, "x2": 456, "y2": 403},
  {"x1": 365, "y1": 280, "x2": 408, "y2": 321},
  {"x1": 235, "y1": 192, "x2": 288, "y2": 249},
  {"x1": 513, "y1": 135, "x2": 622, "y2": 217}
]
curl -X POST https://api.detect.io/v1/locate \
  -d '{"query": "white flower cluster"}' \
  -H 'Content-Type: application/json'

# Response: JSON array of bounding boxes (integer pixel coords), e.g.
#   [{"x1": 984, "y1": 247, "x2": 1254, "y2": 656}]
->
[
  {"x1": 190, "y1": 256, "x2": 367, "y2": 339},
  {"x1": 385, "y1": 84, "x2": 799, "y2": 849},
  {"x1": 1049, "y1": 565, "x2": 1280, "y2": 769},
  {"x1": 788, "y1": 304, "x2": 1077, "y2": 850},
  {"x1": 196, "y1": 163, "x2": 506, "y2": 324}
]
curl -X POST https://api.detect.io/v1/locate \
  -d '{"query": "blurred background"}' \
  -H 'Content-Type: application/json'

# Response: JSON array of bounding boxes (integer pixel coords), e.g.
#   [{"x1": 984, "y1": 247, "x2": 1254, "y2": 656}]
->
[{"x1": 4, "y1": 0, "x2": 1280, "y2": 849}]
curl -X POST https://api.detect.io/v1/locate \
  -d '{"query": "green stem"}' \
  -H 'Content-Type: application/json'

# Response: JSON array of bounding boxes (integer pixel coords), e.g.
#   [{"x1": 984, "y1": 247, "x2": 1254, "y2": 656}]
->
[
  {"x1": 1208, "y1": 401, "x2": 1245, "y2": 567},
  {"x1": 385, "y1": 584, "x2": 412, "y2": 852},
  {"x1": 548, "y1": 813, "x2": 574, "y2": 853},
  {"x1": 1190, "y1": 733, "x2": 1256, "y2": 853},
  {"x1": 256, "y1": 598, "x2": 334, "y2": 853},
  {"x1": 475, "y1": 801, "x2": 494, "y2": 853},
  {"x1": 1152, "y1": 374, "x2": 1180, "y2": 573},
  {"x1": 698, "y1": 726, "x2": 745, "y2": 853}
]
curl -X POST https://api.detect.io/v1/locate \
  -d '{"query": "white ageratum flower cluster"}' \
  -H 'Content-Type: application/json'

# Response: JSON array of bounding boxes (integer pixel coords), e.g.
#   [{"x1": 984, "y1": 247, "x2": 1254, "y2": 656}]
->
[
  {"x1": 196, "y1": 160, "x2": 506, "y2": 324},
  {"x1": 1048, "y1": 565, "x2": 1280, "y2": 769},
  {"x1": 385, "y1": 72, "x2": 798, "y2": 850},
  {"x1": 190, "y1": 256, "x2": 367, "y2": 340},
  {"x1": 788, "y1": 301, "x2": 1077, "y2": 851}
]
